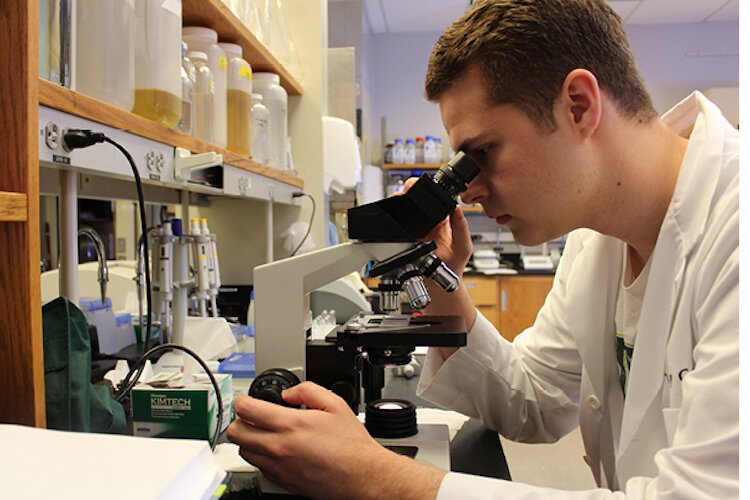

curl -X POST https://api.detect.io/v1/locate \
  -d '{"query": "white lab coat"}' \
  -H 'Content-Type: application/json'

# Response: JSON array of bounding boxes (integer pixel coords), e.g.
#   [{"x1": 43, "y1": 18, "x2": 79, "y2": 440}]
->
[{"x1": 417, "y1": 92, "x2": 739, "y2": 499}]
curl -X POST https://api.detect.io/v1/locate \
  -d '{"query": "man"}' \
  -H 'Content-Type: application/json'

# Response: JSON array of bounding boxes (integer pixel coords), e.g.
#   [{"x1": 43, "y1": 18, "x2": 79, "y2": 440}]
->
[{"x1": 228, "y1": 0, "x2": 739, "y2": 497}]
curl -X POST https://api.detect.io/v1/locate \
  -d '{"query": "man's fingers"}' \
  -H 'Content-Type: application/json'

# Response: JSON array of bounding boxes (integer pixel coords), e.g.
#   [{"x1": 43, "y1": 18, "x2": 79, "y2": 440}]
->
[
  {"x1": 228, "y1": 418, "x2": 292, "y2": 458},
  {"x1": 281, "y1": 381, "x2": 351, "y2": 415},
  {"x1": 450, "y1": 206, "x2": 472, "y2": 251},
  {"x1": 392, "y1": 176, "x2": 419, "y2": 196},
  {"x1": 233, "y1": 394, "x2": 301, "y2": 430}
]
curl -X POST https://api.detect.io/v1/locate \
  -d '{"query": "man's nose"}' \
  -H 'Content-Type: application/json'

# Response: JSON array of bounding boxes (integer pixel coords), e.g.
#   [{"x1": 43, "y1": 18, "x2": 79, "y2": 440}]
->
[{"x1": 460, "y1": 178, "x2": 484, "y2": 205}]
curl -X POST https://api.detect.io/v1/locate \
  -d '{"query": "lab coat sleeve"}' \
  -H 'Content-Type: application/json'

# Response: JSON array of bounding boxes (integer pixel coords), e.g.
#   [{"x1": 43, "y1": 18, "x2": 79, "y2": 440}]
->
[{"x1": 417, "y1": 231, "x2": 591, "y2": 443}]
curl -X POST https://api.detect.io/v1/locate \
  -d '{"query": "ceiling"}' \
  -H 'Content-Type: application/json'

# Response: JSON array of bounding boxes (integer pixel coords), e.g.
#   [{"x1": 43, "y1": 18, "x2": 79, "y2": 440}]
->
[{"x1": 332, "y1": 0, "x2": 740, "y2": 34}]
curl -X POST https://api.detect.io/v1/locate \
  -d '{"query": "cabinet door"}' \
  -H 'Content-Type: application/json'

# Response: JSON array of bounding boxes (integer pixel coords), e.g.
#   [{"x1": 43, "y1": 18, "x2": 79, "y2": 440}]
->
[
  {"x1": 463, "y1": 275, "x2": 500, "y2": 331},
  {"x1": 498, "y1": 276, "x2": 554, "y2": 341}
]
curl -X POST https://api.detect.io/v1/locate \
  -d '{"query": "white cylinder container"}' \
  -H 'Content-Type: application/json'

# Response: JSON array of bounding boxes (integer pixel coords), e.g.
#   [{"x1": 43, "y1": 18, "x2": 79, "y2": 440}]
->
[
  {"x1": 183, "y1": 27, "x2": 228, "y2": 147},
  {"x1": 252, "y1": 72, "x2": 287, "y2": 171},
  {"x1": 132, "y1": 0, "x2": 182, "y2": 128},
  {"x1": 218, "y1": 43, "x2": 253, "y2": 157},
  {"x1": 74, "y1": 0, "x2": 136, "y2": 111},
  {"x1": 188, "y1": 51, "x2": 215, "y2": 144},
  {"x1": 251, "y1": 93, "x2": 270, "y2": 165}
]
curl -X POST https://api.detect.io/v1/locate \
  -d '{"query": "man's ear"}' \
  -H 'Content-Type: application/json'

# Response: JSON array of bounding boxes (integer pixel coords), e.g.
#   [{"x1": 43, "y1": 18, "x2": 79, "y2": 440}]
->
[{"x1": 556, "y1": 69, "x2": 601, "y2": 138}]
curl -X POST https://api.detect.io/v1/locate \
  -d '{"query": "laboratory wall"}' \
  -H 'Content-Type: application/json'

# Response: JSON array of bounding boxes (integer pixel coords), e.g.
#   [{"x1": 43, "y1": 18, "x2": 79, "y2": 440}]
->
[{"x1": 364, "y1": 21, "x2": 739, "y2": 164}]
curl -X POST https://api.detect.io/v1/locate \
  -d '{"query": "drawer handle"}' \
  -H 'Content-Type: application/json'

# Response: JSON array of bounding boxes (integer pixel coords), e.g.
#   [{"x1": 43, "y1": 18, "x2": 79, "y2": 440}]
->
[{"x1": 501, "y1": 289, "x2": 507, "y2": 311}]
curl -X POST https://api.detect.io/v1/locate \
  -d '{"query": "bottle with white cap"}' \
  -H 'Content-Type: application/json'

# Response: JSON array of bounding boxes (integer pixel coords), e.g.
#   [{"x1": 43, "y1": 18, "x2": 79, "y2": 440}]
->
[
  {"x1": 182, "y1": 27, "x2": 228, "y2": 147},
  {"x1": 218, "y1": 43, "x2": 253, "y2": 157},
  {"x1": 188, "y1": 51, "x2": 215, "y2": 144},
  {"x1": 252, "y1": 72, "x2": 287, "y2": 171},
  {"x1": 251, "y1": 93, "x2": 270, "y2": 165}
]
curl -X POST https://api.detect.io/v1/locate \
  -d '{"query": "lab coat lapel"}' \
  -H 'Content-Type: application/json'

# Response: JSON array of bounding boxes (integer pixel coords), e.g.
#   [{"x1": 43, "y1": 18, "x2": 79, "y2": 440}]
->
[
  {"x1": 568, "y1": 236, "x2": 622, "y2": 403},
  {"x1": 617, "y1": 222, "x2": 683, "y2": 457}
]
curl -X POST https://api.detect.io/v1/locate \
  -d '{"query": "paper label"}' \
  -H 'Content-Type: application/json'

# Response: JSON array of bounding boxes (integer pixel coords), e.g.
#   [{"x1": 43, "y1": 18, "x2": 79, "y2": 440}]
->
[{"x1": 219, "y1": 57, "x2": 228, "y2": 71}]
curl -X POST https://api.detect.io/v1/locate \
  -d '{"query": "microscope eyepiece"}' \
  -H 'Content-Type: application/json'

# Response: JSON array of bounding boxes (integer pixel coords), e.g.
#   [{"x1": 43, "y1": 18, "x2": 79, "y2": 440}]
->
[{"x1": 432, "y1": 151, "x2": 480, "y2": 198}]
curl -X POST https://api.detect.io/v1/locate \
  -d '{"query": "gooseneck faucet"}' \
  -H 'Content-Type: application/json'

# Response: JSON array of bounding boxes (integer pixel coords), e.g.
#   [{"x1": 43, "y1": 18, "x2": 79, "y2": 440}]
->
[{"x1": 78, "y1": 227, "x2": 109, "y2": 305}]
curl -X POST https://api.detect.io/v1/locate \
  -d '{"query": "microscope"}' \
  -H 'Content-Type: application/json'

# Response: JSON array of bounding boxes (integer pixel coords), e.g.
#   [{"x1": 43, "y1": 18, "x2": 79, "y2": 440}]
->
[{"x1": 252, "y1": 152, "x2": 479, "y2": 425}]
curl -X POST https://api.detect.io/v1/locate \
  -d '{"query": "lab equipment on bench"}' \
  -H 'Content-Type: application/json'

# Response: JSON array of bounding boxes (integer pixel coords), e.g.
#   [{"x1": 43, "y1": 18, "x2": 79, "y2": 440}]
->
[{"x1": 250, "y1": 153, "x2": 479, "y2": 489}]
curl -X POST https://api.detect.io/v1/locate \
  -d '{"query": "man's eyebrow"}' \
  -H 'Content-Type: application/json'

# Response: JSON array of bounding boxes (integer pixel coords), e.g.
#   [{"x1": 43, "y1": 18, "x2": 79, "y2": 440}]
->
[{"x1": 458, "y1": 134, "x2": 485, "y2": 153}]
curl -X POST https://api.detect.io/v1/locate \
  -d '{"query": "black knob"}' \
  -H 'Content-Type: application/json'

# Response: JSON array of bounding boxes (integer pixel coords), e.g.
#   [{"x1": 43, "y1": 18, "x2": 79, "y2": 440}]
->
[{"x1": 248, "y1": 368, "x2": 302, "y2": 408}]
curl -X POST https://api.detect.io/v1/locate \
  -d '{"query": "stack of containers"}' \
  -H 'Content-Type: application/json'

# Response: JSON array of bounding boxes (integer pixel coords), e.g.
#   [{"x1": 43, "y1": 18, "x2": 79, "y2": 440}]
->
[
  {"x1": 132, "y1": 0, "x2": 182, "y2": 128},
  {"x1": 252, "y1": 73, "x2": 288, "y2": 170},
  {"x1": 183, "y1": 27, "x2": 228, "y2": 147},
  {"x1": 74, "y1": 0, "x2": 136, "y2": 111},
  {"x1": 218, "y1": 43, "x2": 253, "y2": 157}
]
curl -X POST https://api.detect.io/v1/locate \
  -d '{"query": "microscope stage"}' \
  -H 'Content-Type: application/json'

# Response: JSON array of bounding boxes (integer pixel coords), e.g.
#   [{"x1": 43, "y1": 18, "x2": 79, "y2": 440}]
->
[{"x1": 333, "y1": 313, "x2": 467, "y2": 348}]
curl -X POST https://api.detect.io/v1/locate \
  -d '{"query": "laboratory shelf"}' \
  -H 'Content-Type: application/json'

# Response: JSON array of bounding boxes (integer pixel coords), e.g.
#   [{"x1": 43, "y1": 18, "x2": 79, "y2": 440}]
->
[
  {"x1": 382, "y1": 163, "x2": 443, "y2": 170},
  {"x1": 182, "y1": 0, "x2": 303, "y2": 96},
  {"x1": 39, "y1": 79, "x2": 303, "y2": 189},
  {"x1": 0, "y1": 191, "x2": 27, "y2": 221}
]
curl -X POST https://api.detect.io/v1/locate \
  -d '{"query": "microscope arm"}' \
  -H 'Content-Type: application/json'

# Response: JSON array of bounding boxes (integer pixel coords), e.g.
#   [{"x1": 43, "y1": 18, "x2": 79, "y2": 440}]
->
[{"x1": 254, "y1": 241, "x2": 412, "y2": 379}]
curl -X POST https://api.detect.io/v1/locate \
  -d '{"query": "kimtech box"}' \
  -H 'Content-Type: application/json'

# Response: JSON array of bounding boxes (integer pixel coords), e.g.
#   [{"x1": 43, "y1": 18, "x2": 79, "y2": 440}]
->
[{"x1": 132, "y1": 373, "x2": 234, "y2": 442}]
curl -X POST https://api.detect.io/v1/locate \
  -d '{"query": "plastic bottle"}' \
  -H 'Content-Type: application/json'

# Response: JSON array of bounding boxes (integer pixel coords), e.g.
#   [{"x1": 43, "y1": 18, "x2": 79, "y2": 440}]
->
[
  {"x1": 182, "y1": 27, "x2": 228, "y2": 147},
  {"x1": 188, "y1": 51, "x2": 215, "y2": 144},
  {"x1": 415, "y1": 137, "x2": 425, "y2": 163},
  {"x1": 383, "y1": 142, "x2": 394, "y2": 164},
  {"x1": 436, "y1": 138, "x2": 445, "y2": 163},
  {"x1": 392, "y1": 139, "x2": 405, "y2": 164},
  {"x1": 252, "y1": 73, "x2": 288, "y2": 171},
  {"x1": 251, "y1": 93, "x2": 270, "y2": 164},
  {"x1": 132, "y1": 0, "x2": 182, "y2": 127},
  {"x1": 404, "y1": 139, "x2": 416, "y2": 164},
  {"x1": 218, "y1": 43, "x2": 253, "y2": 157},
  {"x1": 74, "y1": 0, "x2": 135, "y2": 110},
  {"x1": 423, "y1": 135, "x2": 437, "y2": 163},
  {"x1": 177, "y1": 42, "x2": 194, "y2": 135}
]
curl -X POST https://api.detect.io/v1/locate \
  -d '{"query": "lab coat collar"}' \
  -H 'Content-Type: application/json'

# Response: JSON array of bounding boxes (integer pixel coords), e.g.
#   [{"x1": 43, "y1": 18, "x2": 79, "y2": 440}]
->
[{"x1": 617, "y1": 91, "x2": 729, "y2": 458}]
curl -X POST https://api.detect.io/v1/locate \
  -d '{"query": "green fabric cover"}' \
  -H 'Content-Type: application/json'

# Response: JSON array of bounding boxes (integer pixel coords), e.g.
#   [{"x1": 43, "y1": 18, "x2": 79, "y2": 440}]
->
[{"x1": 42, "y1": 297, "x2": 126, "y2": 433}]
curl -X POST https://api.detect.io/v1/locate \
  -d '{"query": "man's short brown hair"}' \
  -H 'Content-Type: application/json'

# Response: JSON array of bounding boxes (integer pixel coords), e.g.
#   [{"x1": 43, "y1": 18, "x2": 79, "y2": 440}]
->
[{"x1": 425, "y1": 0, "x2": 657, "y2": 130}]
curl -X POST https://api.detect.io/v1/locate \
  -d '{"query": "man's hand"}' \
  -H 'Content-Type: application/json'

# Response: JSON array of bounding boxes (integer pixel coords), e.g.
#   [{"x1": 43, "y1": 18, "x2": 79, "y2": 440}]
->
[
  {"x1": 400, "y1": 178, "x2": 473, "y2": 274},
  {"x1": 399, "y1": 178, "x2": 478, "y2": 358},
  {"x1": 227, "y1": 382, "x2": 446, "y2": 499}
]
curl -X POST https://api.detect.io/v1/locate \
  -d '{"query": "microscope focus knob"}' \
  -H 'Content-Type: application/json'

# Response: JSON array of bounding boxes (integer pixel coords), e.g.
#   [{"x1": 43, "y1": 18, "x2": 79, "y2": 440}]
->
[{"x1": 248, "y1": 368, "x2": 302, "y2": 408}]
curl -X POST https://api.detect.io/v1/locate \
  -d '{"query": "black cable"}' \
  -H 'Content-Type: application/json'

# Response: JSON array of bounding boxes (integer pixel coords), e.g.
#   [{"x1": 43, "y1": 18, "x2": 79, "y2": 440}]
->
[
  {"x1": 112, "y1": 343, "x2": 224, "y2": 450},
  {"x1": 61, "y1": 129, "x2": 154, "y2": 354},
  {"x1": 102, "y1": 137, "x2": 154, "y2": 354},
  {"x1": 290, "y1": 193, "x2": 315, "y2": 257},
  {"x1": 63, "y1": 130, "x2": 224, "y2": 450}
]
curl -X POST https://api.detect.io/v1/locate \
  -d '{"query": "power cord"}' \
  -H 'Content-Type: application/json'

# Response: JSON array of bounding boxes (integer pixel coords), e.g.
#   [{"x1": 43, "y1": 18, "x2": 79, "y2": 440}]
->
[
  {"x1": 62, "y1": 129, "x2": 154, "y2": 353},
  {"x1": 290, "y1": 192, "x2": 315, "y2": 257},
  {"x1": 62, "y1": 130, "x2": 224, "y2": 449}
]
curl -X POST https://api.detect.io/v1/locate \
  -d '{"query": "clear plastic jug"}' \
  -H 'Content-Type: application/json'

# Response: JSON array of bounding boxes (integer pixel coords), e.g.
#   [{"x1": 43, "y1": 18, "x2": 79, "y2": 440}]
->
[
  {"x1": 218, "y1": 43, "x2": 253, "y2": 157},
  {"x1": 183, "y1": 27, "x2": 228, "y2": 147},
  {"x1": 188, "y1": 51, "x2": 215, "y2": 144},
  {"x1": 132, "y1": 0, "x2": 183, "y2": 128},
  {"x1": 74, "y1": 0, "x2": 135, "y2": 110}
]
